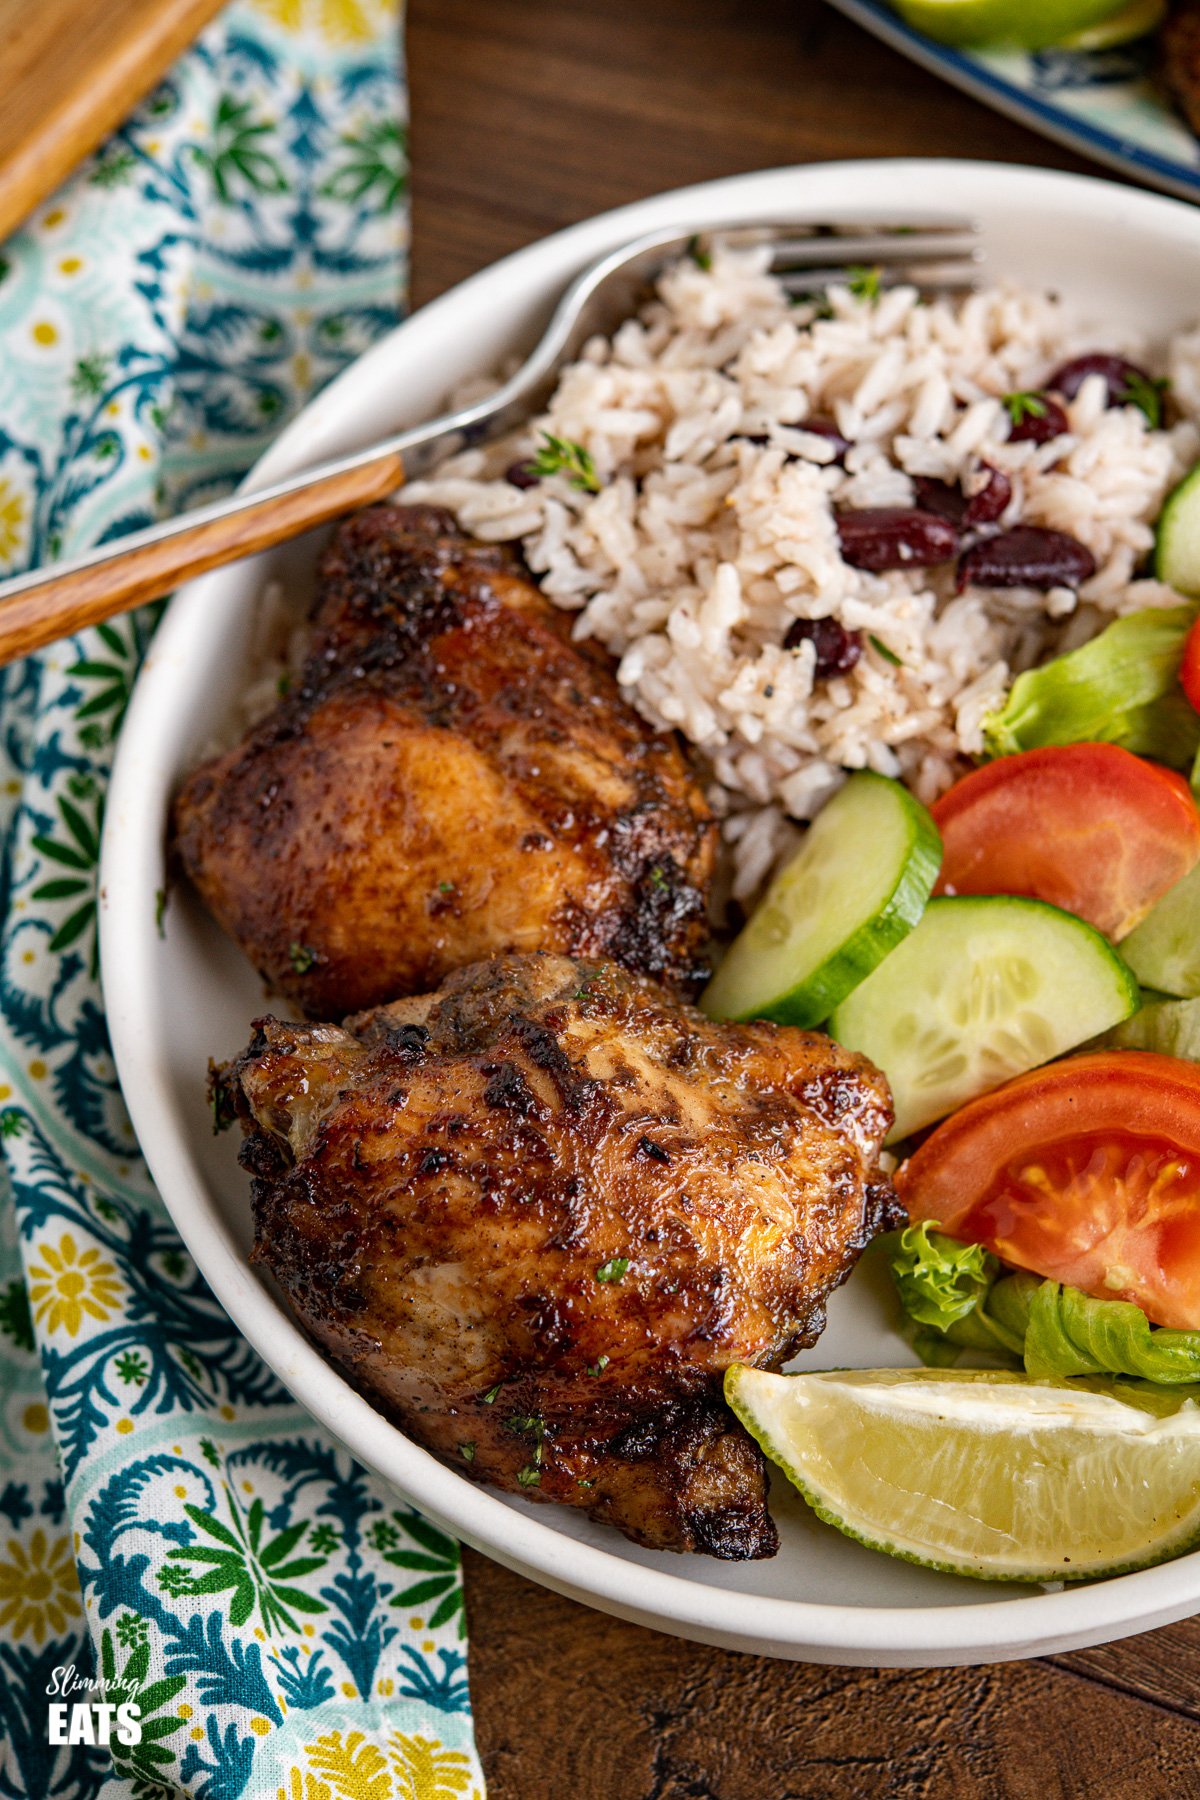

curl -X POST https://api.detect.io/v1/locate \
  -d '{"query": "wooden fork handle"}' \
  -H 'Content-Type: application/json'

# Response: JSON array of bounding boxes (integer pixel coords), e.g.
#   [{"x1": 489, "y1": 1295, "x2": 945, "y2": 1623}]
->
[{"x1": 0, "y1": 445, "x2": 407, "y2": 667}]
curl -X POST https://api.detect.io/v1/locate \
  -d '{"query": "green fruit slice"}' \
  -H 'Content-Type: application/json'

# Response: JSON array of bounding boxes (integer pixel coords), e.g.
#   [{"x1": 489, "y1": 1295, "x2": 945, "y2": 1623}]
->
[
  {"x1": 893, "y1": 0, "x2": 1133, "y2": 50},
  {"x1": 726, "y1": 1364, "x2": 1200, "y2": 1582},
  {"x1": 701, "y1": 773, "x2": 941, "y2": 1029},
  {"x1": 1122, "y1": 859, "x2": 1200, "y2": 998},
  {"x1": 1105, "y1": 994, "x2": 1200, "y2": 1061},
  {"x1": 1157, "y1": 462, "x2": 1200, "y2": 598},
  {"x1": 1060, "y1": 0, "x2": 1165, "y2": 48},
  {"x1": 829, "y1": 895, "x2": 1139, "y2": 1142}
]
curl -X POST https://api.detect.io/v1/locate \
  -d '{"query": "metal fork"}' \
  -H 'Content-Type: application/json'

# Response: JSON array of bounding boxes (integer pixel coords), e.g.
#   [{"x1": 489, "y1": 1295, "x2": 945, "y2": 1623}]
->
[{"x1": 0, "y1": 217, "x2": 979, "y2": 666}]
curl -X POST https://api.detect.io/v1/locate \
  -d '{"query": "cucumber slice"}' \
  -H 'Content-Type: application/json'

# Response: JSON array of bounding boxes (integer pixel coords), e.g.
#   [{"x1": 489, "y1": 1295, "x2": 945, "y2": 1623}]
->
[
  {"x1": 1121, "y1": 859, "x2": 1200, "y2": 997},
  {"x1": 1156, "y1": 462, "x2": 1200, "y2": 597},
  {"x1": 701, "y1": 773, "x2": 941, "y2": 1028},
  {"x1": 1106, "y1": 995, "x2": 1200, "y2": 1062},
  {"x1": 829, "y1": 896, "x2": 1140, "y2": 1143}
]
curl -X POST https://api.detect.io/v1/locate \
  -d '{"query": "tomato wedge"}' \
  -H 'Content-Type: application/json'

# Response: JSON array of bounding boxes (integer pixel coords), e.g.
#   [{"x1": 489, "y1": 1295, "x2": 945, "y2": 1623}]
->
[
  {"x1": 896, "y1": 1051, "x2": 1200, "y2": 1330},
  {"x1": 931, "y1": 743, "x2": 1200, "y2": 940},
  {"x1": 1183, "y1": 613, "x2": 1200, "y2": 716}
]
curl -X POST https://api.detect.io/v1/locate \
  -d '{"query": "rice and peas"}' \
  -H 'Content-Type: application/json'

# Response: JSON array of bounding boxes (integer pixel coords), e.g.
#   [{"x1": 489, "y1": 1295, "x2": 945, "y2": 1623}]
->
[{"x1": 397, "y1": 245, "x2": 1200, "y2": 906}]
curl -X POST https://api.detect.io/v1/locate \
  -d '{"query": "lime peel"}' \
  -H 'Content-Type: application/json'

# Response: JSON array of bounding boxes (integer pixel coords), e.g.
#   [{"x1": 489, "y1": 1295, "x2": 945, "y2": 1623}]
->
[
  {"x1": 893, "y1": 0, "x2": 1136, "y2": 51},
  {"x1": 726, "y1": 1364, "x2": 1200, "y2": 1582}
]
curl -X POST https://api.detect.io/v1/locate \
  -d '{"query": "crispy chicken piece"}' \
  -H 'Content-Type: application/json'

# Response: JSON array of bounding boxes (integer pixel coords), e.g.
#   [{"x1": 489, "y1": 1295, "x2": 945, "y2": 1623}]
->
[
  {"x1": 222, "y1": 952, "x2": 898, "y2": 1559},
  {"x1": 1163, "y1": 2, "x2": 1200, "y2": 137},
  {"x1": 173, "y1": 505, "x2": 716, "y2": 1017}
]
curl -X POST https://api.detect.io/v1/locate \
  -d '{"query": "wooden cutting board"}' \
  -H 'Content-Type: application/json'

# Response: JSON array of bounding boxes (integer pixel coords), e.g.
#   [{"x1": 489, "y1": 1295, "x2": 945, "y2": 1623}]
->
[{"x1": 0, "y1": 0, "x2": 227, "y2": 244}]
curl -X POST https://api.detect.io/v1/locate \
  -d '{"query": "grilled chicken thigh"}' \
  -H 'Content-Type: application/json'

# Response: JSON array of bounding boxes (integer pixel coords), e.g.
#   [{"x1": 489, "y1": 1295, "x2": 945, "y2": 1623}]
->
[
  {"x1": 174, "y1": 505, "x2": 716, "y2": 1017},
  {"x1": 221, "y1": 952, "x2": 898, "y2": 1558}
]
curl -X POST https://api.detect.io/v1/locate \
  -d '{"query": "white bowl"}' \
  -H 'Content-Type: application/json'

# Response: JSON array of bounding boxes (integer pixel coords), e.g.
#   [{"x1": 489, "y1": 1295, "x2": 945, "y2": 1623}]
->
[{"x1": 101, "y1": 159, "x2": 1200, "y2": 1665}]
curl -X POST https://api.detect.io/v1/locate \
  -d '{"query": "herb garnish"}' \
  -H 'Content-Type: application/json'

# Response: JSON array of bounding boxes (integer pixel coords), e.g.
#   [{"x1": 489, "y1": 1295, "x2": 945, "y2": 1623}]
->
[
  {"x1": 687, "y1": 234, "x2": 713, "y2": 272},
  {"x1": 460, "y1": 1442, "x2": 476, "y2": 1463},
  {"x1": 437, "y1": 880, "x2": 456, "y2": 894},
  {"x1": 526, "y1": 432, "x2": 601, "y2": 494},
  {"x1": 1002, "y1": 390, "x2": 1049, "y2": 426},
  {"x1": 868, "y1": 635, "x2": 903, "y2": 668},
  {"x1": 587, "y1": 1355, "x2": 610, "y2": 1377},
  {"x1": 846, "y1": 264, "x2": 882, "y2": 303},
  {"x1": 289, "y1": 942, "x2": 317, "y2": 974},
  {"x1": 481, "y1": 1383, "x2": 502, "y2": 1405},
  {"x1": 517, "y1": 1466, "x2": 541, "y2": 1488},
  {"x1": 1118, "y1": 370, "x2": 1169, "y2": 429},
  {"x1": 595, "y1": 1257, "x2": 630, "y2": 1285},
  {"x1": 154, "y1": 887, "x2": 167, "y2": 939},
  {"x1": 648, "y1": 865, "x2": 669, "y2": 891}
]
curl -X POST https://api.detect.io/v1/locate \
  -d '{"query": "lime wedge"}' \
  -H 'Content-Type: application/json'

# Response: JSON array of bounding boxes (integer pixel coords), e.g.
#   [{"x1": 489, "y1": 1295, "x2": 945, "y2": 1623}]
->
[
  {"x1": 894, "y1": 0, "x2": 1133, "y2": 50},
  {"x1": 726, "y1": 1364, "x2": 1200, "y2": 1581},
  {"x1": 1060, "y1": 0, "x2": 1165, "y2": 47}
]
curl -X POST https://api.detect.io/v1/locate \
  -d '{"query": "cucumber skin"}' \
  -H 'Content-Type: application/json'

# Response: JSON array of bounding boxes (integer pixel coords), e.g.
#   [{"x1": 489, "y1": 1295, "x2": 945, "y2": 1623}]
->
[
  {"x1": 830, "y1": 895, "x2": 1141, "y2": 1143},
  {"x1": 1156, "y1": 462, "x2": 1200, "y2": 597},
  {"x1": 752, "y1": 836, "x2": 936, "y2": 1028},
  {"x1": 705, "y1": 774, "x2": 942, "y2": 1029}
]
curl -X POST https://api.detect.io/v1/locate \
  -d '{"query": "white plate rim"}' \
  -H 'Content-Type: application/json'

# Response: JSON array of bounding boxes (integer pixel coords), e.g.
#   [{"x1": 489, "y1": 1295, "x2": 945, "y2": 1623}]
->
[{"x1": 100, "y1": 157, "x2": 1200, "y2": 1664}]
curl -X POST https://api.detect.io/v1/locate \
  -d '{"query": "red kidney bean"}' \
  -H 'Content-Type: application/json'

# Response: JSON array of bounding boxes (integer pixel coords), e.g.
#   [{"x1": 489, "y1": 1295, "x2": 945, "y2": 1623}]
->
[
  {"x1": 1006, "y1": 393, "x2": 1070, "y2": 445},
  {"x1": 913, "y1": 477, "x2": 967, "y2": 526},
  {"x1": 783, "y1": 616, "x2": 863, "y2": 677},
  {"x1": 956, "y1": 525, "x2": 1096, "y2": 593},
  {"x1": 505, "y1": 459, "x2": 541, "y2": 489},
  {"x1": 963, "y1": 462, "x2": 1012, "y2": 529},
  {"x1": 1047, "y1": 353, "x2": 1152, "y2": 407},
  {"x1": 835, "y1": 507, "x2": 959, "y2": 571}
]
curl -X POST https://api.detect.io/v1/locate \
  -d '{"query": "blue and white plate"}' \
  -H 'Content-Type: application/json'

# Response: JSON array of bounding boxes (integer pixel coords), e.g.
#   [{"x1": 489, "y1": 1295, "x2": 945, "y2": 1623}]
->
[{"x1": 826, "y1": 0, "x2": 1200, "y2": 203}]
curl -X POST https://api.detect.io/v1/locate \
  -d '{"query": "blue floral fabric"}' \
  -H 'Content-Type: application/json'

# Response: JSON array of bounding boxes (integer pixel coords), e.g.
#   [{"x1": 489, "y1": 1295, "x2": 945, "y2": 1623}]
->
[{"x1": 0, "y1": 5, "x2": 485, "y2": 1796}]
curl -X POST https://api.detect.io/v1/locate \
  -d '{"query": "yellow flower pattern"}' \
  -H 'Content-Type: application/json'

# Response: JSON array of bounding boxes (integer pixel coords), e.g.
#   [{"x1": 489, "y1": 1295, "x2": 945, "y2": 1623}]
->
[
  {"x1": 0, "y1": 1528, "x2": 83, "y2": 1643},
  {"x1": 252, "y1": 0, "x2": 388, "y2": 43},
  {"x1": 27, "y1": 1231, "x2": 122, "y2": 1336},
  {"x1": 289, "y1": 1731, "x2": 482, "y2": 1800},
  {"x1": 0, "y1": 478, "x2": 26, "y2": 567}
]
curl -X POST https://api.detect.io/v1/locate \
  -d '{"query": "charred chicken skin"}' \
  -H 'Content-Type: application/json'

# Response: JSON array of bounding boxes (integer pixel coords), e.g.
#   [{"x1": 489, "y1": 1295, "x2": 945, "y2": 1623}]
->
[
  {"x1": 173, "y1": 504, "x2": 716, "y2": 1018},
  {"x1": 222, "y1": 951, "x2": 898, "y2": 1559}
]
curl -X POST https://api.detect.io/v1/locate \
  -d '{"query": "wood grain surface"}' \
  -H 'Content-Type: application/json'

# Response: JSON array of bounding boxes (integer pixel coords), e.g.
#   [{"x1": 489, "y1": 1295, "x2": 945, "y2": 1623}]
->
[
  {"x1": 0, "y1": 0, "x2": 225, "y2": 244},
  {"x1": 405, "y1": 2, "x2": 1200, "y2": 1792}
]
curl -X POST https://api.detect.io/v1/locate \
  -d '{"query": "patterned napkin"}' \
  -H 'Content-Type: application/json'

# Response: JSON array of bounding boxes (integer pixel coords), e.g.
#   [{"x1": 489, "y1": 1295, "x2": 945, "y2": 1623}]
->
[{"x1": 0, "y1": 5, "x2": 486, "y2": 1796}]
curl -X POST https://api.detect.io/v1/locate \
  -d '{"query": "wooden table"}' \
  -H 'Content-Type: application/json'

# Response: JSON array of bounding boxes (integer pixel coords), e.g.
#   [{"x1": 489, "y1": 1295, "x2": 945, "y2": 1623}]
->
[{"x1": 406, "y1": 3, "x2": 1200, "y2": 1791}]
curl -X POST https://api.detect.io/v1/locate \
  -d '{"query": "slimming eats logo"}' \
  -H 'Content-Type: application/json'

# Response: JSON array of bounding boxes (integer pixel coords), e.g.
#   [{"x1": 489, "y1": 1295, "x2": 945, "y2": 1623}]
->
[{"x1": 46, "y1": 1663, "x2": 141, "y2": 1747}]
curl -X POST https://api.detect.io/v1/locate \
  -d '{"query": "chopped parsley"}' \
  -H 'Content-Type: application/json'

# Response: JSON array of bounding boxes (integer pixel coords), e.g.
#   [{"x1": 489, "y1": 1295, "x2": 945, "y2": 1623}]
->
[
  {"x1": 1119, "y1": 370, "x2": 1169, "y2": 429},
  {"x1": 527, "y1": 432, "x2": 601, "y2": 494},
  {"x1": 687, "y1": 234, "x2": 712, "y2": 272},
  {"x1": 154, "y1": 887, "x2": 167, "y2": 939},
  {"x1": 481, "y1": 1383, "x2": 502, "y2": 1405},
  {"x1": 460, "y1": 1442, "x2": 476, "y2": 1463},
  {"x1": 516, "y1": 1465, "x2": 541, "y2": 1488},
  {"x1": 845, "y1": 264, "x2": 882, "y2": 303},
  {"x1": 868, "y1": 634, "x2": 903, "y2": 668},
  {"x1": 437, "y1": 880, "x2": 456, "y2": 894},
  {"x1": 595, "y1": 1257, "x2": 630, "y2": 1285},
  {"x1": 288, "y1": 942, "x2": 317, "y2": 974},
  {"x1": 1002, "y1": 390, "x2": 1048, "y2": 426},
  {"x1": 648, "y1": 865, "x2": 669, "y2": 891},
  {"x1": 587, "y1": 1355, "x2": 610, "y2": 1377},
  {"x1": 506, "y1": 1413, "x2": 546, "y2": 1465}
]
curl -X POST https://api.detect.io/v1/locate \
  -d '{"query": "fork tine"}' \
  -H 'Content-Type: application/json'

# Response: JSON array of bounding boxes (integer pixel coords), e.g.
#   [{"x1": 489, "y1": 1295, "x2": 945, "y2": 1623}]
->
[
  {"x1": 776, "y1": 260, "x2": 982, "y2": 296},
  {"x1": 767, "y1": 233, "x2": 981, "y2": 271}
]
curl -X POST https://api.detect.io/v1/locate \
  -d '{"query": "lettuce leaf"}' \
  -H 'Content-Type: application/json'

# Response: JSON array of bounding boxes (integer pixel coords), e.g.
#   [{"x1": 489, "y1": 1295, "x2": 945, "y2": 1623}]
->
[
  {"x1": 889, "y1": 1224, "x2": 1200, "y2": 1385},
  {"x1": 981, "y1": 603, "x2": 1200, "y2": 769}
]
